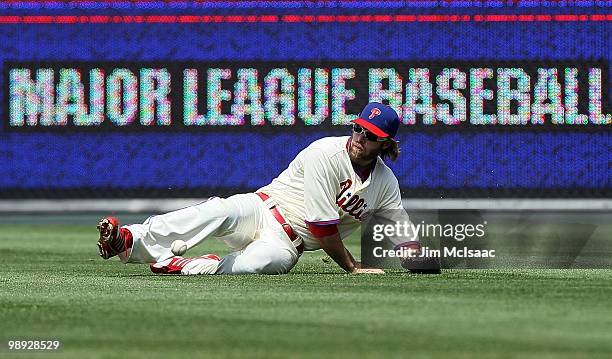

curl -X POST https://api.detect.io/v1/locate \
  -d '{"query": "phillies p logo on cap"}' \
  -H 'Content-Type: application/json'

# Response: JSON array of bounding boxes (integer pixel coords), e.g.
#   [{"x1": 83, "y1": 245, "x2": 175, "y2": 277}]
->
[{"x1": 369, "y1": 108, "x2": 382, "y2": 119}]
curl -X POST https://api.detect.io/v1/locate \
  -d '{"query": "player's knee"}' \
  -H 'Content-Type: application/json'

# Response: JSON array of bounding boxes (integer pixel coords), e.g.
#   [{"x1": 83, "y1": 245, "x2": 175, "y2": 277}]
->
[
  {"x1": 240, "y1": 260, "x2": 274, "y2": 274},
  {"x1": 237, "y1": 255, "x2": 287, "y2": 275}
]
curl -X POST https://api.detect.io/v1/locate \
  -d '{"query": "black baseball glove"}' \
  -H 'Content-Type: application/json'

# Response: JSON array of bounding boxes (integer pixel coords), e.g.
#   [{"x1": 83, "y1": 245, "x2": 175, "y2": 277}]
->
[{"x1": 395, "y1": 241, "x2": 441, "y2": 274}]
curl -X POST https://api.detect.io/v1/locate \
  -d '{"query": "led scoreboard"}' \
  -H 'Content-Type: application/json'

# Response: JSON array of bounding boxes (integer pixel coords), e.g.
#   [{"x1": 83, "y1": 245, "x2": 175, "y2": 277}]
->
[
  {"x1": 7, "y1": 62, "x2": 610, "y2": 129},
  {"x1": 0, "y1": 0, "x2": 610, "y2": 198}
]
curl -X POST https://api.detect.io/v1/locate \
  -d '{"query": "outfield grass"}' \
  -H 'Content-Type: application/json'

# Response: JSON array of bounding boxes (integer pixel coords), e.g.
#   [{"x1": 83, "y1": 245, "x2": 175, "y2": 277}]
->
[{"x1": 1, "y1": 215, "x2": 612, "y2": 358}]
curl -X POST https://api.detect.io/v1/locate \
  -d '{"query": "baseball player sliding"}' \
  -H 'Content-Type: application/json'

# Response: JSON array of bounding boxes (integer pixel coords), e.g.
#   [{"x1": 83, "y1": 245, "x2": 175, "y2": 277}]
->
[{"x1": 97, "y1": 102, "x2": 407, "y2": 275}]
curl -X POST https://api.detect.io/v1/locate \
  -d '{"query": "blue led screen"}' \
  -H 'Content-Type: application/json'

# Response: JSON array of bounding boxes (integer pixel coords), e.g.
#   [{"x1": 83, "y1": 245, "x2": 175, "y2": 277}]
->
[{"x1": 0, "y1": 1, "x2": 609, "y2": 198}]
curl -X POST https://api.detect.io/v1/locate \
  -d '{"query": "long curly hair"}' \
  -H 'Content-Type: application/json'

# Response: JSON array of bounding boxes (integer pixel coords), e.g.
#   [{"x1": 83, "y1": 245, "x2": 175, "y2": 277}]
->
[{"x1": 380, "y1": 140, "x2": 400, "y2": 162}]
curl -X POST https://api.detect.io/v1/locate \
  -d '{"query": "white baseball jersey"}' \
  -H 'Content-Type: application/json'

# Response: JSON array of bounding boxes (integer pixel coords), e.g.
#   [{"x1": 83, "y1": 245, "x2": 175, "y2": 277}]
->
[{"x1": 257, "y1": 136, "x2": 404, "y2": 250}]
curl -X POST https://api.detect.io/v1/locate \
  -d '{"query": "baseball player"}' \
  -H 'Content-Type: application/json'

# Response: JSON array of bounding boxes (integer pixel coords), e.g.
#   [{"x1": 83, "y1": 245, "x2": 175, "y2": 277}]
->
[{"x1": 97, "y1": 102, "x2": 406, "y2": 275}]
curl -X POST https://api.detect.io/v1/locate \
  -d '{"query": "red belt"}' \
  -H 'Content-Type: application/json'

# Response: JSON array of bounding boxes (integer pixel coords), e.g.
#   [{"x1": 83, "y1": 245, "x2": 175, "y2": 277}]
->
[{"x1": 256, "y1": 192, "x2": 304, "y2": 255}]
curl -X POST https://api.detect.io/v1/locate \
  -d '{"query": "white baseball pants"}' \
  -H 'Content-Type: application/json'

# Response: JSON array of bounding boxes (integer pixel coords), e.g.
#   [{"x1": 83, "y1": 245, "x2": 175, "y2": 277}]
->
[{"x1": 119, "y1": 193, "x2": 300, "y2": 275}]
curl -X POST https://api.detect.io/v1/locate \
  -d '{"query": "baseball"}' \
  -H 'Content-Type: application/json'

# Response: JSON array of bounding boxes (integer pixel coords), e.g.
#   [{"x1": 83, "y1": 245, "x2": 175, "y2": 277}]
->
[{"x1": 171, "y1": 240, "x2": 188, "y2": 256}]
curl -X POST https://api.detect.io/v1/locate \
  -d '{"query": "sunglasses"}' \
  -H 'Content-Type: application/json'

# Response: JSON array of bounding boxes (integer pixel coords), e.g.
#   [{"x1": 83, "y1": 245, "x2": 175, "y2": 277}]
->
[{"x1": 352, "y1": 124, "x2": 388, "y2": 142}]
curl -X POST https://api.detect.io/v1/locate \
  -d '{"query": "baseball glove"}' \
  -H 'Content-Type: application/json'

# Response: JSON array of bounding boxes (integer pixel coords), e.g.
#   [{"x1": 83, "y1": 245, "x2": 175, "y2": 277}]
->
[{"x1": 395, "y1": 241, "x2": 441, "y2": 274}]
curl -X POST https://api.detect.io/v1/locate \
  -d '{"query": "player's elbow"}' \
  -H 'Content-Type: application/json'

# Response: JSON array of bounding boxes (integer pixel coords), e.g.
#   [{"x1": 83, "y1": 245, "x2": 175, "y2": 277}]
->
[{"x1": 306, "y1": 222, "x2": 339, "y2": 240}]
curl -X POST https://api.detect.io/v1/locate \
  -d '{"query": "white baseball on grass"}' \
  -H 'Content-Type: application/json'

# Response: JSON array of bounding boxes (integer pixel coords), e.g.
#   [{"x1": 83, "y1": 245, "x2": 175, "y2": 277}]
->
[{"x1": 171, "y1": 240, "x2": 188, "y2": 256}]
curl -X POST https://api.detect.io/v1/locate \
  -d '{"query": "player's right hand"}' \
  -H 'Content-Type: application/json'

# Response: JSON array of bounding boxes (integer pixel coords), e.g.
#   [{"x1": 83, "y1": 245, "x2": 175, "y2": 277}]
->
[{"x1": 351, "y1": 267, "x2": 385, "y2": 274}]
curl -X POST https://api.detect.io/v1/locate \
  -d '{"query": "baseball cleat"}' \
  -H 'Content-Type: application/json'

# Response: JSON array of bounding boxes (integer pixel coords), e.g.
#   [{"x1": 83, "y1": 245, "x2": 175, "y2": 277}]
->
[
  {"x1": 150, "y1": 254, "x2": 221, "y2": 275},
  {"x1": 149, "y1": 257, "x2": 186, "y2": 274},
  {"x1": 96, "y1": 217, "x2": 123, "y2": 259}
]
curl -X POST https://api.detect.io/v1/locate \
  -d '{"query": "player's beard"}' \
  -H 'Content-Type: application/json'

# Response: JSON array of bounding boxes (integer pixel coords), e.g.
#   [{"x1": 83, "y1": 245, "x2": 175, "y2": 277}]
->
[{"x1": 348, "y1": 139, "x2": 379, "y2": 165}]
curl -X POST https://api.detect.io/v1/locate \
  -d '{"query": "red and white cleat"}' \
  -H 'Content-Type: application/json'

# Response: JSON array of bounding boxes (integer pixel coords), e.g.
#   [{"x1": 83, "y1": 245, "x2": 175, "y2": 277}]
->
[
  {"x1": 150, "y1": 254, "x2": 221, "y2": 275},
  {"x1": 149, "y1": 257, "x2": 187, "y2": 274}
]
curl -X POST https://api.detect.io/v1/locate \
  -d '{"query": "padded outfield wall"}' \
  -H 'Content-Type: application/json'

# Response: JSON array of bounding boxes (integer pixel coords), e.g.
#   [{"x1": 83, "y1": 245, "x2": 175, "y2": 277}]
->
[{"x1": 0, "y1": 1, "x2": 610, "y2": 200}]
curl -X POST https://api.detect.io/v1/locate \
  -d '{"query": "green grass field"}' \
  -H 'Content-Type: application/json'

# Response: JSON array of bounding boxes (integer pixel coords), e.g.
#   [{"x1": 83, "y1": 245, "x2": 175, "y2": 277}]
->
[{"x1": 1, "y1": 214, "x2": 612, "y2": 358}]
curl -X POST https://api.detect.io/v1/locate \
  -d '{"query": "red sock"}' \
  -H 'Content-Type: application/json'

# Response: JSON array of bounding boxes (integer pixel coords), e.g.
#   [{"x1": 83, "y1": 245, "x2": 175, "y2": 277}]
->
[{"x1": 120, "y1": 228, "x2": 133, "y2": 252}]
